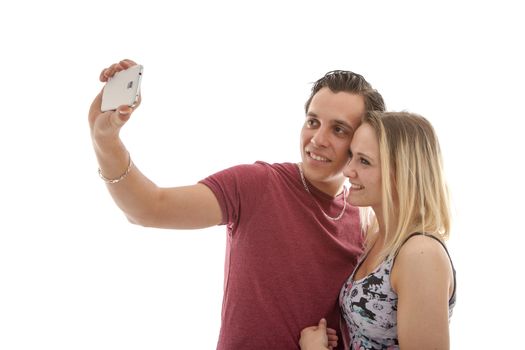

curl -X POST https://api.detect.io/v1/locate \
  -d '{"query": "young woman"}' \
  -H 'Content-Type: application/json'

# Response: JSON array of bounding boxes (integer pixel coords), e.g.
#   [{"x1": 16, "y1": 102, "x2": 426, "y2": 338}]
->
[{"x1": 300, "y1": 111, "x2": 456, "y2": 350}]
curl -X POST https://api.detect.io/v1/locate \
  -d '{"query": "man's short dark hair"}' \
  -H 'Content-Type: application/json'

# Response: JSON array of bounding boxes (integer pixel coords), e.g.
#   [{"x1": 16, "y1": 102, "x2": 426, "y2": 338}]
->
[{"x1": 305, "y1": 70, "x2": 385, "y2": 113}]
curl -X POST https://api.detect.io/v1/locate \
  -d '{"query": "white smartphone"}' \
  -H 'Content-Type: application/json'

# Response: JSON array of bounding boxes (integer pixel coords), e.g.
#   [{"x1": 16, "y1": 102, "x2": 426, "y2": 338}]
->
[{"x1": 101, "y1": 64, "x2": 143, "y2": 112}]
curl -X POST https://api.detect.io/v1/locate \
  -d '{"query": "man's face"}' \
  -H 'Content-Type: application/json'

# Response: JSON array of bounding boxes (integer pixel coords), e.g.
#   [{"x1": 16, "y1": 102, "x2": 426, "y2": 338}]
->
[{"x1": 300, "y1": 87, "x2": 365, "y2": 195}]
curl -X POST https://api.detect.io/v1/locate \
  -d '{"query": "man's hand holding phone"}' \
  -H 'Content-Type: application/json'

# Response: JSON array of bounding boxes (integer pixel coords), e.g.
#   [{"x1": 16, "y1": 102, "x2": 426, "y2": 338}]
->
[{"x1": 89, "y1": 59, "x2": 142, "y2": 144}]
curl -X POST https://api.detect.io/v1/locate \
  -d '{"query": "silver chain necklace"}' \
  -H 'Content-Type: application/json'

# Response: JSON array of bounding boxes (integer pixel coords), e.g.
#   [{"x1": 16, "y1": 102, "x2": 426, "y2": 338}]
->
[{"x1": 297, "y1": 163, "x2": 347, "y2": 221}]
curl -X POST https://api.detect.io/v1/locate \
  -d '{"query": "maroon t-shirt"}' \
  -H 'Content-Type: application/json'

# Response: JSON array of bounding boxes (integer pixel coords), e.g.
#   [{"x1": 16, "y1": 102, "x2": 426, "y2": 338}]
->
[{"x1": 200, "y1": 162, "x2": 363, "y2": 349}]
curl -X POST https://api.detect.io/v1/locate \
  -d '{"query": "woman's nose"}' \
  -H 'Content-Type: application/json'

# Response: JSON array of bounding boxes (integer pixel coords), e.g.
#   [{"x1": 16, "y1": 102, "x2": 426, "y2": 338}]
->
[{"x1": 343, "y1": 159, "x2": 357, "y2": 178}]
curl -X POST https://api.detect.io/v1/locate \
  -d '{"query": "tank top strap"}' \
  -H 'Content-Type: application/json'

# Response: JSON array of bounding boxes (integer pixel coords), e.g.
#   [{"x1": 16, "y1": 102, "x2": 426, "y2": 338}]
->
[{"x1": 392, "y1": 232, "x2": 456, "y2": 303}]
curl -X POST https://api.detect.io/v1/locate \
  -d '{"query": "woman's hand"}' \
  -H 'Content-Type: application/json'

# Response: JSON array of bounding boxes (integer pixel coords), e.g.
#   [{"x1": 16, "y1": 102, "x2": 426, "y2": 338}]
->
[{"x1": 299, "y1": 318, "x2": 338, "y2": 350}]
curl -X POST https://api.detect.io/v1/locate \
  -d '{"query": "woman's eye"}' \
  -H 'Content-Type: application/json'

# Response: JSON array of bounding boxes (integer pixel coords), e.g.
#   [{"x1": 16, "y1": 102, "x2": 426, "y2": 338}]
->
[{"x1": 360, "y1": 158, "x2": 370, "y2": 165}]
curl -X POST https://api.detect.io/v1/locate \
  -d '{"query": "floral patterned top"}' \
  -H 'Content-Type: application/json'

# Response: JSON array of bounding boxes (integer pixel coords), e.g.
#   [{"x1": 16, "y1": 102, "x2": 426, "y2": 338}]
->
[{"x1": 339, "y1": 233, "x2": 456, "y2": 350}]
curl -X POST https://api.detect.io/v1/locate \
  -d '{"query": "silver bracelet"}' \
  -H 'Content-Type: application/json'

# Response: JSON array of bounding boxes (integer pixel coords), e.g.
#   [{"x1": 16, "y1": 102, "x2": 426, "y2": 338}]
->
[{"x1": 98, "y1": 153, "x2": 133, "y2": 184}]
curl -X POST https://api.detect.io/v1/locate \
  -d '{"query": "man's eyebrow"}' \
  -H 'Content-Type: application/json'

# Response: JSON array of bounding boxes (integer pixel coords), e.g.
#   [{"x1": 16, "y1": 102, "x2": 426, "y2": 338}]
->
[{"x1": 306, "y1": 111, "x2": 318, "y2": 117}]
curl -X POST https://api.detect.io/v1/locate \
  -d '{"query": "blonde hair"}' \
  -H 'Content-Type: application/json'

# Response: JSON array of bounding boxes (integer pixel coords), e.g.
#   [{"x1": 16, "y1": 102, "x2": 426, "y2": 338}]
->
[{"x1": 360, "y1": 111, "x2": 451, "y2": 261}]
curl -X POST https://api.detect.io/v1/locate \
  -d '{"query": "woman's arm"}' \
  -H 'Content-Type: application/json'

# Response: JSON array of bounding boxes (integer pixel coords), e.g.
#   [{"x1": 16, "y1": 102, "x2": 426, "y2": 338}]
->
[{"x1": 391, "y1": 235, "x2": 454, "y2": 350}]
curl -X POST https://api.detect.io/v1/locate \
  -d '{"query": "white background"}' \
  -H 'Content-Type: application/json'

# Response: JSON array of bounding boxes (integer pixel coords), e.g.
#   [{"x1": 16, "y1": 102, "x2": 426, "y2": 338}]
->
[{"x1": 1, "y1": 0, "x2": 523, "y2": 348}]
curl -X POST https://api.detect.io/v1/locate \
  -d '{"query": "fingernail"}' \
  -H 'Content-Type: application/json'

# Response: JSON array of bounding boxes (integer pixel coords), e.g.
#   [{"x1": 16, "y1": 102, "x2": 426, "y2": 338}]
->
[{"x1": 118, "y1": 110, "x2": 131, "y2": 122}]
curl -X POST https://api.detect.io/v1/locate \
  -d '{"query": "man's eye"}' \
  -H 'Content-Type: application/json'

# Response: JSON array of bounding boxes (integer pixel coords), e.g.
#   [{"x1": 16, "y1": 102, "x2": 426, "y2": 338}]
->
[
  {"x1": 335, "y1": 126, "x2": 345, "y2": 133},
  {"x1": 306, "y1": 119, "x2": 318, "y2": 127}
]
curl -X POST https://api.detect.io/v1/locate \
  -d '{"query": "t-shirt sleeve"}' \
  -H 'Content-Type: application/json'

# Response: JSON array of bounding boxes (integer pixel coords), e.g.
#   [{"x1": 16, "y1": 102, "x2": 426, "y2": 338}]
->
[{"x1": 198, "y1": 162, "x2": 270, "y2": 226}]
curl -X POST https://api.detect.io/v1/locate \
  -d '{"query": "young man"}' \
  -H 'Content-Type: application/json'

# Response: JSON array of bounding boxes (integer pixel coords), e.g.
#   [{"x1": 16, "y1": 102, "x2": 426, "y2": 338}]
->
[{"x1": 89, "y1": 59, "x2": 385, "y2": 349}]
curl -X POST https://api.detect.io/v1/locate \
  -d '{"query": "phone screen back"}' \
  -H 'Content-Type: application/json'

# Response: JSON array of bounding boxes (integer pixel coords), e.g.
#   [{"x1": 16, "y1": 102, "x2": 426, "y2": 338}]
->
[{"x1": 101, "y1": 65, "x2": 143, "y2": 112}]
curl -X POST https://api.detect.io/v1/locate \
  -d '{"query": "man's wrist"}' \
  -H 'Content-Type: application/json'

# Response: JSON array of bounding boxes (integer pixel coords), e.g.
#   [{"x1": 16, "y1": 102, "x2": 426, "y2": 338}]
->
[{"x1": 98, "y1": 152, "x2": 133, "y2": 184}]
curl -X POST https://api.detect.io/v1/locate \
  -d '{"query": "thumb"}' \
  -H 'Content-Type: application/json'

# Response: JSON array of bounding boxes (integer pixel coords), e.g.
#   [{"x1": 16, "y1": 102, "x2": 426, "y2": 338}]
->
[
  {"x1": 112, "y1": 106, "x2": 133, "y2": 127},
  {"x1": 318, "y1": 318, "x2": 327, "y2": 330}
]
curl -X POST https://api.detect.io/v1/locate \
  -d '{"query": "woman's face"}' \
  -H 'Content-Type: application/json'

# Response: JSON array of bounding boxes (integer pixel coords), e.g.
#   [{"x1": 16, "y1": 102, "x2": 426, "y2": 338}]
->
[{"x1": 343, "y1": 123, "x2": 382, "y2": 211}]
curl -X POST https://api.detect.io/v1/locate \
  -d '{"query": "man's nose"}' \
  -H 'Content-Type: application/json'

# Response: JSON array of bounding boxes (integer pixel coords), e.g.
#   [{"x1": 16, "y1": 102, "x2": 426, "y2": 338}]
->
[{"x1": 311, "y1": 128, "x2": 329, "y2": 147}]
